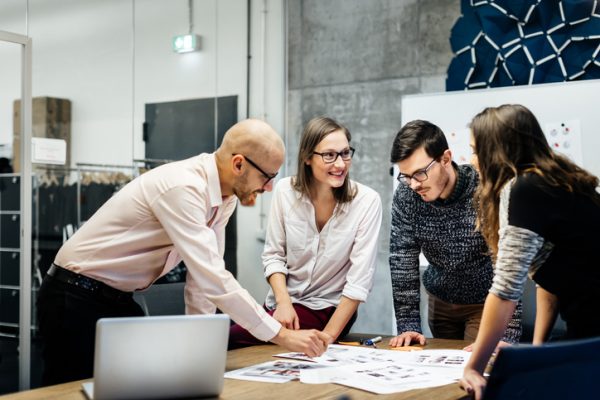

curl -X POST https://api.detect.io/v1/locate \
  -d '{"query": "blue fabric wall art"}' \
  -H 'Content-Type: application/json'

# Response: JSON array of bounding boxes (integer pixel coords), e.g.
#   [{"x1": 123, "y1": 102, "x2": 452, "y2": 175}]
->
[{"x1": 447, "y1": 0, "x2": 600, "y2": 91}]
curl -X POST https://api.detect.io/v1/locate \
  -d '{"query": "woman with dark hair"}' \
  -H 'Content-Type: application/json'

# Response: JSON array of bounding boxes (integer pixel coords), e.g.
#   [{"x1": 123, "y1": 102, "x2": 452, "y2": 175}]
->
[
  {"x1": 229, "y1": 116, "x2": 382, "y2": 348},
  {"x1": 460, "y1": 104, "x2": 600, "y2": 398}
]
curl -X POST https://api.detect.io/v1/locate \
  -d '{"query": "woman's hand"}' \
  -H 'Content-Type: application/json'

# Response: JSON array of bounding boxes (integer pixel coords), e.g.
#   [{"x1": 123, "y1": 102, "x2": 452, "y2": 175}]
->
[
  {"x1": 273, "y1": 302, "x2": 300, "y2": 330},
  {"x1": 460, "y1": 367, "x2": 487, "y2": 400}
]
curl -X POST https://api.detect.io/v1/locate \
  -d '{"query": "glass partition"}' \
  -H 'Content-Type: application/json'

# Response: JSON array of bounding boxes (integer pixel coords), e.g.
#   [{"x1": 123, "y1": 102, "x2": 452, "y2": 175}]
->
[
  {"x1": 0, "y1": 35, "x2": 24, "y2": 395},
  {"x1": 0, "y1": 0, "x2": 249, "y2": 392}
]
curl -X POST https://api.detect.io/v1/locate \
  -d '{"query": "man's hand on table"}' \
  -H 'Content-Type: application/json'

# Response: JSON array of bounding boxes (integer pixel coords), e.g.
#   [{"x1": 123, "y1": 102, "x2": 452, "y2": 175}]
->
[
  {"x1": 270, "y1": 327, "x2": 331, "y2": 357},
  {"x1": 389, "y1": 331, "x2": 427, "y2": 347}
]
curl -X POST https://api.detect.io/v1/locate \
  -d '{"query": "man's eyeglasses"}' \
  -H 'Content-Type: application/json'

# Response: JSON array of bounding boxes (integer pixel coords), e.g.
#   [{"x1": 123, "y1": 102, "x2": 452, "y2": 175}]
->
[
  {"x1": 397, "y1": 159, "x2": 437, "y2": 186},
  {"x1": 313, "y1": 147, "x2": 355, "y2": 164},
  {"x1": 232, "y1": 153, "x2": 278, "y2": 186}
]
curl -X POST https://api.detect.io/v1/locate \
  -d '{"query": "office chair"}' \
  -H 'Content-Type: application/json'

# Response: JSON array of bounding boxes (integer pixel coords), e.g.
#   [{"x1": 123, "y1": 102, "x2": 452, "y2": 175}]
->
[
  {"x1": 133, "y1": 282, "x2": 185, "y2": 316},
  {"x1": 483, "y1": 336, "x2": 600, "y2": 399}
]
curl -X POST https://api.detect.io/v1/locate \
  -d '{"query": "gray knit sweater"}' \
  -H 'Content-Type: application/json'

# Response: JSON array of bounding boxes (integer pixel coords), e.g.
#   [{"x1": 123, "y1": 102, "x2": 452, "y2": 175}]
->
[{"x1": 389, "y1": 164, "x2": 522, "y2": 343}]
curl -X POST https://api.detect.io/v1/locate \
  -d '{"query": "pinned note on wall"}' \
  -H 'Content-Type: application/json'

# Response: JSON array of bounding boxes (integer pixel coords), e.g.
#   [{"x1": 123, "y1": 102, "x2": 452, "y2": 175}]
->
[
  {"x1": 446, "y1": 128, "x2": 471, "y2": 165},
  {"x1": 544, "y1": 119, "x2": 583, "y2": 166}
]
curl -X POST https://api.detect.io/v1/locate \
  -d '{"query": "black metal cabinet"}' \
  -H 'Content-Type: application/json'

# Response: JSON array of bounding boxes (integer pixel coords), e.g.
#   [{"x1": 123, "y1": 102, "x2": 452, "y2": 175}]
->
[{"x1": 0, "y1": 174, "x2": 20, "y2": 335}]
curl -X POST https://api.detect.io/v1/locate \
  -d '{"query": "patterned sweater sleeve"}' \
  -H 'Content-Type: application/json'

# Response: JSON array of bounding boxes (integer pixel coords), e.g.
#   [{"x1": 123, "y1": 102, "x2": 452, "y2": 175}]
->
[
  {"x1": 492, "y1": 179, "x2": 554, "y2": 299},
  {"x1": 492, "y1": 177, "x2": 553, "y2": 343},
  {"x1": 389, "y1": 187, "x2": 423, "y2": 334}
]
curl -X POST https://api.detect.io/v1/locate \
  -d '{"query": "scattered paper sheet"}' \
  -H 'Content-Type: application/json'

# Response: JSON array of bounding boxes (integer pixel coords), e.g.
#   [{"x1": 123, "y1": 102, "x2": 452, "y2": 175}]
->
[
  {"x1": 407, "y1": 349, "x2": 470, "y2": 368},
  {"x1": 275, "y1": 345, "x2": 470, "y2": 368},
  {"x1": 273, "y1": 345, "x2": 396, "y2": 366},
  {"x1": 226, "y1": 345, "x2": 471, "y2": 394},
  {"x1": 224, "y1": 360, "x2": 328, "y2": 383},
  {"x1": 300, "y1": 362, "x2": 458, "y2": 394}
]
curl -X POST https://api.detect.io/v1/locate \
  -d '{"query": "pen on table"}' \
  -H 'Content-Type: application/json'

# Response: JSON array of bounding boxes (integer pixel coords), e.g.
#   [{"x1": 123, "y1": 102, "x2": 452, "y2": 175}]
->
[{"x1": 362, "y1": 336, "x2": 382, "y2": 347}]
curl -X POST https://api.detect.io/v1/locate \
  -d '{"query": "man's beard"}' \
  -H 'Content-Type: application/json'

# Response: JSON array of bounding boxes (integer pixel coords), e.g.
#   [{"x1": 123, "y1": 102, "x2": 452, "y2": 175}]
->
[{"x1": 233, "y1": 173, "x2": 263, "y2": 206}]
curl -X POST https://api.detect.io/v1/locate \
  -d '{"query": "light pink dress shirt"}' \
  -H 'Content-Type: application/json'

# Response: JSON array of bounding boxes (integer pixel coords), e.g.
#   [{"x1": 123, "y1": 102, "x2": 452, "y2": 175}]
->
[
  {"x1": 55, "y1": 153, "x2": 281, "y2": 341},
  {"x1": 263, "y1": 177, "x2": 382, "y2": 310}
]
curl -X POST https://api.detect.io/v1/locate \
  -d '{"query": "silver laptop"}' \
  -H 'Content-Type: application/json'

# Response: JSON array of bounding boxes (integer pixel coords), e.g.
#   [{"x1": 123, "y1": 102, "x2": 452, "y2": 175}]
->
[{"x1": 82, "y1": 314, "x2": 230, "y2": 400}]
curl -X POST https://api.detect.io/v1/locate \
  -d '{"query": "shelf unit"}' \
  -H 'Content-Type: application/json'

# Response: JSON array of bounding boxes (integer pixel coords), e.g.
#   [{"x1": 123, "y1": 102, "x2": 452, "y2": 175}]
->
[{"x1": 0, "y1": 175, "x2": 22, "y2": 338}]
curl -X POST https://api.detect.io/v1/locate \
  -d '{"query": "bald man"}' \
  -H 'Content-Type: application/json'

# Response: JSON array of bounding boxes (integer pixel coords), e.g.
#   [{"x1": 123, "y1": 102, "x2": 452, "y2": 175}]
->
[{"x1": 37, "y1": 119, "x2": 330, "y2": 386}]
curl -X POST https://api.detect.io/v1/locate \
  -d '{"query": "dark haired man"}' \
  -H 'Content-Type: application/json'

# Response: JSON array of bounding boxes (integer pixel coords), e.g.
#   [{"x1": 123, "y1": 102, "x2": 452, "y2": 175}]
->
[{"x1": 388, "y1": 120, "x2": 521, "y2": 347}]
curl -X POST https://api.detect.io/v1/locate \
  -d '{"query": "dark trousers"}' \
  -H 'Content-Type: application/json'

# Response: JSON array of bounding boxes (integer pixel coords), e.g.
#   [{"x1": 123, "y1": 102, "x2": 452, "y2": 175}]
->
[
  {"x1": 36, "y1": 274, "x2": 144, "y2": 386},
  {"x1": 228, "y1": 303, "x2": 356, "y2": 350}
]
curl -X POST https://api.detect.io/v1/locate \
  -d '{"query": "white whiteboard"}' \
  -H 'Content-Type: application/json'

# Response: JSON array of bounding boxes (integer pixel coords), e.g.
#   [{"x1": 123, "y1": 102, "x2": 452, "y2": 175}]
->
[
  {"x1": 399, "y1": 80, "x2": 600, "y2": 338},
  {"x1": 401, "y1": 80, "x2": 600, "y2": 178}
]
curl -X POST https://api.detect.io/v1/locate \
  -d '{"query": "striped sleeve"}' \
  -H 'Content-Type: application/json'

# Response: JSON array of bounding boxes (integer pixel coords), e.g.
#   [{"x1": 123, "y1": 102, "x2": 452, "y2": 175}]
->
[
  {"x1": 491, "y1": 180, "x2": 554, "y2": 302},
  {"x1": 491, "y1": 225, "x2": 545, "y2": 301}
]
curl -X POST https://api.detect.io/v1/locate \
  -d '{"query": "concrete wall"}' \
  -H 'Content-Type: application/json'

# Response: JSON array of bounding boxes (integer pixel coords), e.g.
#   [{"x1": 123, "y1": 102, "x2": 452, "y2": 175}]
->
[
  {"x1": 285, "y1": 0, "x2": 461, "y2": 335},
  {"x1": 237, "y1": 0, "x2": 286, "y2": 304}
]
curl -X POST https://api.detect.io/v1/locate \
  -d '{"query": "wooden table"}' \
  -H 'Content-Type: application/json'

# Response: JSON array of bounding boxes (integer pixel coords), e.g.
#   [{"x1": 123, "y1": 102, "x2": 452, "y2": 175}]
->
[{"x1": 1, "y1": 338, "x2": 471, "y2": 399}]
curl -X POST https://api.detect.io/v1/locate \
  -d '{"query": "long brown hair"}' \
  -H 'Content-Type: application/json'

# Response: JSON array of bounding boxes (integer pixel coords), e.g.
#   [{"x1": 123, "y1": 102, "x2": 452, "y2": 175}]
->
[
  {"x1": 293, "y1": 116, "x2": 357, "y2": 203},
  {"x1": 471, "y1": 104, "x2": 600, "y2": 255}
]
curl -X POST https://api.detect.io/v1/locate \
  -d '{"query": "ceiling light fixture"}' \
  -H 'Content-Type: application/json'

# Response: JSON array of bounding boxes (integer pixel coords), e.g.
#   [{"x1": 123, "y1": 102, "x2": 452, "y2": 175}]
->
[{"x1": 173, "y1": 0, "x2": 201, "y2": 53}]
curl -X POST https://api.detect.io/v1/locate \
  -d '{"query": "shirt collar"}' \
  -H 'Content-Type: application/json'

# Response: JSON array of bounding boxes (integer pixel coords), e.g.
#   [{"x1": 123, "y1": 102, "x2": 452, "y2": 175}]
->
[{"x1": 203, "y1": 153, "x2": 225, "y2": 208}]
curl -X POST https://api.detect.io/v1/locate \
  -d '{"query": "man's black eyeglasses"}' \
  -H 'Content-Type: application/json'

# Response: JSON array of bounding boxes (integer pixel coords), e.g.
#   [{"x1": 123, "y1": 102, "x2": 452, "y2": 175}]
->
[
  {"x1": 313, "y1": 147, "x2": 355, "y2": 164},
  {"x1": 233, "y1": 153, "x2": 278, "y2": 186},
  {"x1": 397, "y1": 159, "x2": 436, "y2": 186}
]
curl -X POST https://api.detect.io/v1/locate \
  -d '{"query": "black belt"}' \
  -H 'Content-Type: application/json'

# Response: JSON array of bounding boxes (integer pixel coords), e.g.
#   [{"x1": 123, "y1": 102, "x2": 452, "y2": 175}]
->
[{"x1": 47, "y1": 264, "x2": 132, "y2": 302}]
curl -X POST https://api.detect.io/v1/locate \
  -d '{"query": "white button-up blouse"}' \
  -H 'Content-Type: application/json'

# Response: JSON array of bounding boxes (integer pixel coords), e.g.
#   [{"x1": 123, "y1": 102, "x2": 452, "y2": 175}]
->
[{"x1": 263, "y1": 177, "x2": 382, "y2": 310}]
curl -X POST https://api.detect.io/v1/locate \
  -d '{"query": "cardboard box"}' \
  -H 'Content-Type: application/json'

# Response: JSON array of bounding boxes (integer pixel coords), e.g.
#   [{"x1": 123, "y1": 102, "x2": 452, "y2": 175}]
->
[{"x1": 13, "y1": 96, "x2": 71, "y2": 171}]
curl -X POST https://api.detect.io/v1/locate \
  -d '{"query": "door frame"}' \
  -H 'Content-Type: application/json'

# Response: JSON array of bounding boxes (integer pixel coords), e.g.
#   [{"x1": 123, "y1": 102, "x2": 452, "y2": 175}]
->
[{"x1": 0, "y1": 29, "x2": 33, "y2": 390}]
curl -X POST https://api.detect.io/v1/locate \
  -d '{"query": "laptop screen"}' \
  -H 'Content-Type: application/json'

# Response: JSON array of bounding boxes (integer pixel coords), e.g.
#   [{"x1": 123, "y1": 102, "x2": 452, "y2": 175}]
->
[{"x1": 84, "y1": 314, "x2": 230, "y2": 400}]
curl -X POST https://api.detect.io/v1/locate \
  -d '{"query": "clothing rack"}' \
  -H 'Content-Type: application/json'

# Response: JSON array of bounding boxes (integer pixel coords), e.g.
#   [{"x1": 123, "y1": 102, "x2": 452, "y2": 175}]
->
[
  {"x1": 35, "y1": 164, "x2": 136, "y2": 227},
  {"x1": 133, "y1": 158, "x2": 174, "y2": 165},
  {"x1": 75, "y1": 162, "x2": 136, "y2": 170},
  {"x1": 132, "y1": 158, "x2": 175, "y2": 173}
]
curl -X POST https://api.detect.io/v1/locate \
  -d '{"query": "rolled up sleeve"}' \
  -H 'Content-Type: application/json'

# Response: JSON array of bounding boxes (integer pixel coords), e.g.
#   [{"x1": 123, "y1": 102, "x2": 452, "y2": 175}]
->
[
  {"x1": 490, "y1": 225, "x2": 545, "y2": 301},
  {"x1": 342, "y1": 192, "x2": 382, "y2": 302}
]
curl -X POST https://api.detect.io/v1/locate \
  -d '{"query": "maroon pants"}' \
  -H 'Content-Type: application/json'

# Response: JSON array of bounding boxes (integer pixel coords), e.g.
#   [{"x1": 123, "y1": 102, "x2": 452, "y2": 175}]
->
[{"x1": 228, "y1": 303, "x2": 356, "y2": 350}]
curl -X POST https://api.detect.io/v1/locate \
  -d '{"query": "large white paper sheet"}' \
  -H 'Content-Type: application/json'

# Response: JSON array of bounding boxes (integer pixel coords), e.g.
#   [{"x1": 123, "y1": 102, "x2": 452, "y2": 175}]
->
[
  {"x1": 275, "y1": 345, "x2": 470, "y2": 368},
  {"x1": 227, "y1": 345, "x2": 471, "y2": 394},
  {"x1": 300, "y1": 362, "x2": 458, "y2": 394}
]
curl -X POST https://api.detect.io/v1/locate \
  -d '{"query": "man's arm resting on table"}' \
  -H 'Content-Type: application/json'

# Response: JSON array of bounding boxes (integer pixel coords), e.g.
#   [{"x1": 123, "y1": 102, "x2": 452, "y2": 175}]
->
[{"x1": 389, "y1": 331, "x2": 426, "y2": 347}]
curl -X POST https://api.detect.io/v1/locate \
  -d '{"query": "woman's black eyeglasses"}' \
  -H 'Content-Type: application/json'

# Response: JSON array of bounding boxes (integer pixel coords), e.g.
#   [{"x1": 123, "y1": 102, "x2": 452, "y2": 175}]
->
[{"x1": 313, "y1": 147, "x2": 355, "y2": 164}]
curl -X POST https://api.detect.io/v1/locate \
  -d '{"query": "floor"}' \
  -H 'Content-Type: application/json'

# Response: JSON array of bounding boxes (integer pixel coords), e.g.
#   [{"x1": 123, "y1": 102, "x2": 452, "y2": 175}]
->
[{"x1": 0, "y1": 335, "x2": 45, "y2": 395}]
